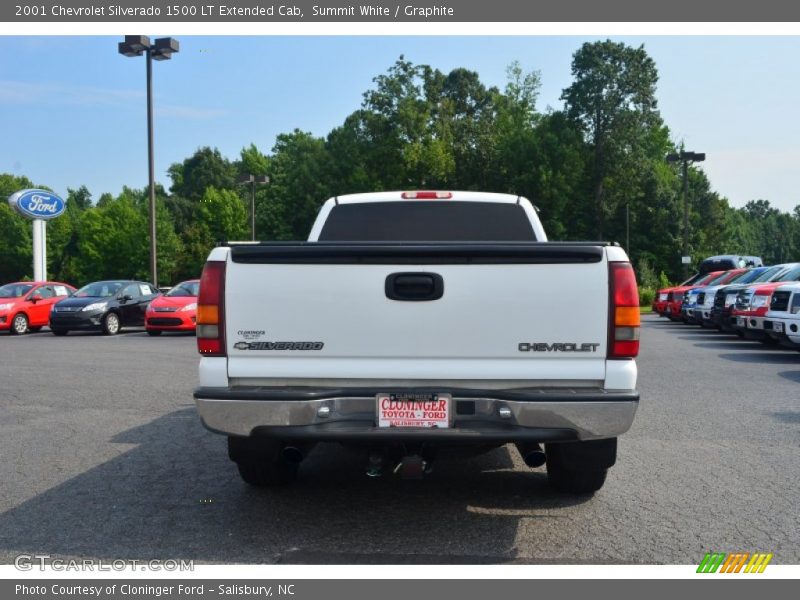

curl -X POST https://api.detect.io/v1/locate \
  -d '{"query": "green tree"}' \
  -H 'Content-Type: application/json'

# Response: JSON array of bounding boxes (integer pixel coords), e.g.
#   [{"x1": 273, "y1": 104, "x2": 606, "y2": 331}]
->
[
  {"x1": 360, "y1": 56, "x2": 438, "y2": 188},
  {"x1": 176, "y1": 187, "x2": 247, "y2": 278},
  {"x1": 325, "y1": 111, "x2": 375, "y2": 194},
  {"x1": 484, "y1": 63, "x2": 541, "y2": 193},
  {"x1": 75, "y1": 196, "x2": 148, "y2": 281},
  {"x1": 521, "y1": 111, "x2": 589, "y2": 240},
  {"x1": 260, "y1": 130, "x2": 332, "y2": 239},
  {"x1": 0, "y1": 173, "x2": 37, "y2": 198},
  {"x1": 626, "y1": 153, "x2": 682, "y2": 277},
  {"x1": 66, "y1": 185, "x2": 92, "y2": 210},
  {"x1": 71, "y1": 192, "x2": 182, "y2": 284},
  {"x1": 47, "y1": 191, "x2": 85, "y2": 283},
  {"x1": 198, "y1": 186, "x2": 249, "y2": 243},
  {"x1": 426, "y1": 66, "x2": 497, "y2": 188},
  {"x1": 179, "y1": 223, "x2": 215, "y2": 280},
  {"x1": 238, "y1": 143, "x2": 270, "y2": 177},
  {"x1": 168, "y1": 147, "x2": 238, "y2": 201},
  {"x1": 0, "y1": 174, "x2": 37, "y2": 281},
  {"x1": 0, "y1": 203, "x2": 32, "y2": 282},
  {"x1": 154, "y1": 198, "x2": 184, "y2": 284},
  {"x1": 561, "y1": 40, "x2": 661, "y2": 239},
  {"x1": 166, "y1": 148, "x2": 239, "y2": 250}
]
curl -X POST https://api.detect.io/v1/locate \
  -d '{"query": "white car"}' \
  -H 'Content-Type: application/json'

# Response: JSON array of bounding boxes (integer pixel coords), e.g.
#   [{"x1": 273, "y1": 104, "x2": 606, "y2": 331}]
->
[{"x1": 763, "y1": 282, "x2": 800, "y2": 349}]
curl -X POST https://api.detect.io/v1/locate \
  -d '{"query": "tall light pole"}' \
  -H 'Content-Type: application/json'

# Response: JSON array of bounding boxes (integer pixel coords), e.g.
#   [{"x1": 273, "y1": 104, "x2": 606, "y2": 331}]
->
[
  {"x1": 626, "y1": 202, "x2": 630, "y2": 254},
  {"x1": 667, "y1": 150, "x2": 705, "y2": 280},
  {"x1": 118, "y1": 35, "x2": 180, "y2": 287},
  {"x1": 238, "y1": 174, "x2": 269, "y2": 240}
]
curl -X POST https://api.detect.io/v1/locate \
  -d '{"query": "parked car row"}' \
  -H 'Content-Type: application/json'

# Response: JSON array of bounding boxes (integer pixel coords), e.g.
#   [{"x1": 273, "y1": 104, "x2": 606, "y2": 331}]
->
[
  {"x1": 653, "y1": 256, "x2": 800, "y2": 351},
  {"x1": 0, "y1": 278, "x2": 199, "y2": 336}
]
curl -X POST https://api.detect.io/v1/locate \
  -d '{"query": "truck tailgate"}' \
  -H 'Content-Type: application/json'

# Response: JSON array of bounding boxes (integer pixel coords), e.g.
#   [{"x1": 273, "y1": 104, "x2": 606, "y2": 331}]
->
[{"x1": 223, "y1": 243, "x2": 609, "y2": 386}]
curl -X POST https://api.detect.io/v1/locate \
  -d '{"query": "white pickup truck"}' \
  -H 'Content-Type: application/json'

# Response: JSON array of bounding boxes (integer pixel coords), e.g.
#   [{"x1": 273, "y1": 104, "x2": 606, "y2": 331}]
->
[{"x1": 194, "y1": 191, "x2": 640, "y2": 494}]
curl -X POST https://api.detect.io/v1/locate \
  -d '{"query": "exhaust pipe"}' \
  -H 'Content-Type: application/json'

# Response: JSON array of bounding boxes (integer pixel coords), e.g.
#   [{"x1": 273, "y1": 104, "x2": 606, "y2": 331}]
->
[
  {"x1": 281, "y1": 446, "x2": 304, "y2": 463},
  {"x1": 393, "y1": 454, "x2": 425, "y2": 479},
  {"x1": 516, "y1": 442, "x2": 546, "y2": 468},
  {"x1": 366, "y1": 453, "x2": 383, "y2": 477}
]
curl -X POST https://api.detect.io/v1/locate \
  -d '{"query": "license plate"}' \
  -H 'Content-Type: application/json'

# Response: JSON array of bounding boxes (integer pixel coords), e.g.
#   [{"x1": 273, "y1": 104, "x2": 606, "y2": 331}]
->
[
  {"x1": 376, "y1": 393, "x2": 450, "y2": 428},
  {"x1": 737, "y1": 317, "x2": 746, "y2": 327},
  {"x1": 774, "y1": 321, "x2": 784, "y2": 333}
]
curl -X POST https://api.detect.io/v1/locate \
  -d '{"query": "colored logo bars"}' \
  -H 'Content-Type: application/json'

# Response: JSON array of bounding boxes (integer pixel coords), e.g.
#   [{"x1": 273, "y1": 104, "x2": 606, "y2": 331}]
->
[{"x1": 697, "y1": 552, "x2": 773, "y2": 573}]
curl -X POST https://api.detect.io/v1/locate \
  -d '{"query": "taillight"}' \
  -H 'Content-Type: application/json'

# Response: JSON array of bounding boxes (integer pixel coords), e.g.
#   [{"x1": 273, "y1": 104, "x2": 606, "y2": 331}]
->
[
  {"x1": 609, "y1": 262, "x2": 640, "y2": 359},
  {"x1": 400, "y1": 191, "x2": 452, "y2": 199},
  {"x1": 197, "y1": 261, "x2": 226, "y2": 356}
]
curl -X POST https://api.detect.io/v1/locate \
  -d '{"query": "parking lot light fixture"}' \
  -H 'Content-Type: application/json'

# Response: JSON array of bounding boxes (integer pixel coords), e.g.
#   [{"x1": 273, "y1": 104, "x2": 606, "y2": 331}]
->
[
  {"x1": 667, "y1": 150, "x2": 706, "y2": 280},
  {"x1": 238, "y1": 174, "x2": 270, "y2": 241},
  {"x1": 153, "y1": 37, "x2": 180, "y2": 60},
  {"x1": 118, "y1": 35, "x2": 180, "y2": 288}
]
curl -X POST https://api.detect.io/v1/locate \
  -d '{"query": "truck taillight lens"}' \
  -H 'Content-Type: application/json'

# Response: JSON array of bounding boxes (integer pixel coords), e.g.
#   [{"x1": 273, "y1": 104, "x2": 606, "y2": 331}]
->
[
  {"x1": 609, "y1": 262, "x2": 640, "y2": 359},
  {"x1": 197, "y1": 261, "x2": 226, "y2": 356}
]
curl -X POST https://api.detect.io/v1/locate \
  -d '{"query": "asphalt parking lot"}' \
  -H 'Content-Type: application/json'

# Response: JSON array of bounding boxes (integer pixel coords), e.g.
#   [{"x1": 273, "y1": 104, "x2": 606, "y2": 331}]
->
[{"x1": 0, "y1": 317, "x2": 798, "y2": 564}]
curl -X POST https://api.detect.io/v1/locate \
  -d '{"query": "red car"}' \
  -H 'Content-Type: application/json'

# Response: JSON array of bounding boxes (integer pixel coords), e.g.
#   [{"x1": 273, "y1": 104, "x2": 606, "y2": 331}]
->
[
  {"x1": 663, "y1": 271, "x2": 724, "y2": 321},
  {"x1": 145, "y1": 279, "x2": 199, "y2": 335},
  {"x1": 653, "y1": 271, "x2": 711, "y2": 316},
  {"x1": 0, "y1": 281, "x2": 76, "y2": 335},
  {"x1": 652, "y1": 288, "x2": 672, "y2": 315}
]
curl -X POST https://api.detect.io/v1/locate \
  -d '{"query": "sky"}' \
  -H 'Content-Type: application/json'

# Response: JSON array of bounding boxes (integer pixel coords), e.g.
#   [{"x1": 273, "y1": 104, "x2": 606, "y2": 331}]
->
[{"x1": 1, "y1": 35, "x2": 800, "y2": 212}]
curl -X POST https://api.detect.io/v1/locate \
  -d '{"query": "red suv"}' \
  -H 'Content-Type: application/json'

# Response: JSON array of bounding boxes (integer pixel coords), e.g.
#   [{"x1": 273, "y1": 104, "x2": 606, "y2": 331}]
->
[
  {"x1": 654, "y1": 271, "x2": 713, "y2": 316},
  {"x1": 663, "y1": 272, "x2": 724, "y2": 321},
  {"x1": 0, "y1": 281, "x2": 76, "y2": 334}
]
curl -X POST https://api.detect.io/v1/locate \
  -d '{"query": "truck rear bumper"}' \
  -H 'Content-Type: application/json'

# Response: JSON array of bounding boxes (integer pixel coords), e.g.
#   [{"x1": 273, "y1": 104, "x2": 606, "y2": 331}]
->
[{"x1": 194, "y1": 387, "x2": 639, "y2": 442}]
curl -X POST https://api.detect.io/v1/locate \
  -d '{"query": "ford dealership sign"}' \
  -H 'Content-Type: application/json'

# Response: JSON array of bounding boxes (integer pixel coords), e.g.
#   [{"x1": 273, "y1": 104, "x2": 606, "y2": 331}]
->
[{"x1": 7, "y1": 189, "x2": 66, "y2": 220}]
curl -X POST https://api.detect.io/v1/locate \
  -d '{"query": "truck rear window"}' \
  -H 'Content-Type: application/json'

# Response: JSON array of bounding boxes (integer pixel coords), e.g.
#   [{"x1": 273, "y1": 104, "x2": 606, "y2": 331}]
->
[{"x1": 318, "y1": 201, "x2": 537, "y2": 242}]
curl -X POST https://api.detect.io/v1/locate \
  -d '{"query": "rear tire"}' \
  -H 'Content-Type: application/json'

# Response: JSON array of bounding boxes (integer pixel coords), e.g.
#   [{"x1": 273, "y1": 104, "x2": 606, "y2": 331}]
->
[
  {"x1": 10, "y1": 313, "x2": 28, "y2": 335},
  {"x1": 545, "y1": 439, "x2": 616, "y2": 495},
  {"x1": 228, "y1": 437, "x2": 299, "y2": 487}
]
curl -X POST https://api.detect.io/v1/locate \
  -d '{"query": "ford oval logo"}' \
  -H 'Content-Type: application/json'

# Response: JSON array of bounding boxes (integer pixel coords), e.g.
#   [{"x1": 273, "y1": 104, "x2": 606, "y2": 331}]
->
[{"x1": 7, "y1": 189, "x2": 66, "y2": 220}]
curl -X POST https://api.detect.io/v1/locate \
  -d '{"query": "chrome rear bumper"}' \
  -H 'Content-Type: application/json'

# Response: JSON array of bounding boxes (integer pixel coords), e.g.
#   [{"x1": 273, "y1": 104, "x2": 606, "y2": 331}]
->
[{"x1": 194, "y1": 387, "x2": 638, "y2": 442}]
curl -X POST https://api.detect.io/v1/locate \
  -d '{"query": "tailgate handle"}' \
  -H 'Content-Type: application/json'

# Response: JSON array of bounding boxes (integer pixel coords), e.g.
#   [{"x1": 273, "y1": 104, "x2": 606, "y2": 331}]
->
[{"x1": 386, "y1": 272, "x2": 444, "y2": 301}]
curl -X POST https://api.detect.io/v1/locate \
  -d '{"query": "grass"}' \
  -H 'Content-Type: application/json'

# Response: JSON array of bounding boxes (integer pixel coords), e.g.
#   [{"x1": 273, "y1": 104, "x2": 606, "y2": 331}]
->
[{"x1": 639, "y1": 306, "x2": 653, "y2": 314}]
